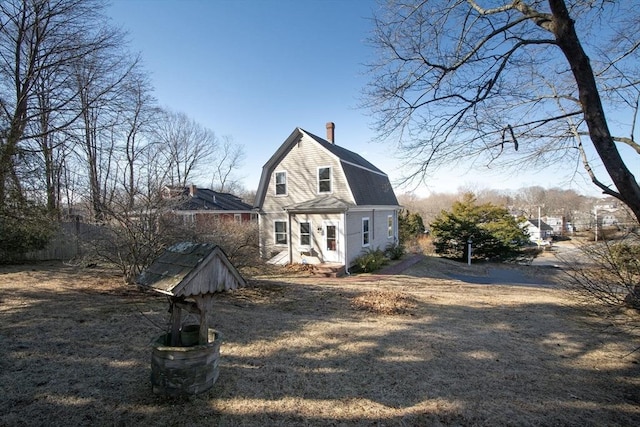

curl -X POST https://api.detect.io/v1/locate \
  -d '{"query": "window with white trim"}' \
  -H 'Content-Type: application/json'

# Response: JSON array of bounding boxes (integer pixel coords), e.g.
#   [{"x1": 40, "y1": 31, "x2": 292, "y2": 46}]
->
[
  {"x1": 274, "y1": 221, "x2": 287, "y2": 245},
  {"x1": 299, "y1": 222, "x2": 311, "y2": 246},
  {"x1": 318, "y1": 166, "x2": 331, "y2": 193},
  {"x1": 387, "y1": 215, "x2": 393, "y2": 238},
  {"x1": 362, "y1": 217, "x2": 370, "y2": 247},
  {"x1": 275, "y1": 171, "x2": 287, "y2": 195},
  {"x1": 234, "y1": 214, "x2": 242, "y2": 223},
  {"x1": 183, "y1": 213, "x2": 195, "y2": 226}
]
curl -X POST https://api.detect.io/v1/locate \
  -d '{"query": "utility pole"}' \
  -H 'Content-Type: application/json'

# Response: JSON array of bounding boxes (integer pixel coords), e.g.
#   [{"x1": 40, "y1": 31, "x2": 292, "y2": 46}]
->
[{"x1": 538, "y1": 206, "x2": 541, "y2": 241}]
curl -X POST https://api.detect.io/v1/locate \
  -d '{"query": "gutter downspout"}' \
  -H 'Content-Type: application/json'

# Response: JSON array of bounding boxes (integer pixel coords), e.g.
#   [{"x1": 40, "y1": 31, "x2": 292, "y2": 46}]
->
[
  {"x1": 344, "y1": 210, "x2": 350, "y2": 275},
  {"x1": 287, "y1": 211, "x2": 293, "y2": 264},
  {"x1": 372, "y1": 209, "x2": 375, "y2": 241}
]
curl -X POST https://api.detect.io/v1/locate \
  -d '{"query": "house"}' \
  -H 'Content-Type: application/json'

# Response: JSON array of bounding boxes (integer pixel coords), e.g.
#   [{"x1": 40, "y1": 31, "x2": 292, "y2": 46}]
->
[
  {"x1": 523, "y1": 218, "x2": 554, "y2": 244},
  {"x1": 253, "y1": 123, "x2": 400, "y2": 272},
  {"x1": 163, "y1": 185, "x2": 256, "y2": 230},
  {"x1": 543, "y1": 216, "x2": 566, "y2": 236}
]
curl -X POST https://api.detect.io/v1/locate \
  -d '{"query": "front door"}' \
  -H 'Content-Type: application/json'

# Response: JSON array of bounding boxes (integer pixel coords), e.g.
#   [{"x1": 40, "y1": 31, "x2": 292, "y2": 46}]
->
[{"x1": 323, "y1": 220, "x2": 340, "y2": 263}]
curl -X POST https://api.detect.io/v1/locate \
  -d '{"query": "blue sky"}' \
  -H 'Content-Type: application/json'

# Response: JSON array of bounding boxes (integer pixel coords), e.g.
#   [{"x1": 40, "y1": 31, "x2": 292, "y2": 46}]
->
[{"x1": 107, "y1": 0, "x2": 608, "y2": 197}]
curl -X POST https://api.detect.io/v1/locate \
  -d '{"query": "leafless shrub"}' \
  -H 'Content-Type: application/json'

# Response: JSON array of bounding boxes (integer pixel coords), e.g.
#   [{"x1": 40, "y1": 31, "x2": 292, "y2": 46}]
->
[
  {"x1": 560, "y1": 232, "x2": 640, "y2": 324},
  {"x1": 416, "y1": 235, "x2": 436, "y2": 255},
  {"x1": 81, "y1": 205, "x2": 191, "y2": 284},
  {"x1": 195, "y1": 220, "x2": 259, "y2": 269}
]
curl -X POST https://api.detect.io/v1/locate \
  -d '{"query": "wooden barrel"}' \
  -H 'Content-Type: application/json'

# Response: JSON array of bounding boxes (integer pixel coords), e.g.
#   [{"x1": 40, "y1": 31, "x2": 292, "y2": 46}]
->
[{"x1": 151, "y1": 329, "x2": 221, "y2": 396}]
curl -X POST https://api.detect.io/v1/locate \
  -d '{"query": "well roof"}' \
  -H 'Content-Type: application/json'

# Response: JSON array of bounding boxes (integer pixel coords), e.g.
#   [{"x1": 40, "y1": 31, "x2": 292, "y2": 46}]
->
[{"x1": 136, "y1": 242, "x2": 246, "y2": 297}]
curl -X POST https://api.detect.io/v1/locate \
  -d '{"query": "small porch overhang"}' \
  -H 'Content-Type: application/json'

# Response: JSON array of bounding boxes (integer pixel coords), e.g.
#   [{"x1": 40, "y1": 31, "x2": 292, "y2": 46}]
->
[{"x1": 283, "y1": 196, "x2": 352, "y2": 214}]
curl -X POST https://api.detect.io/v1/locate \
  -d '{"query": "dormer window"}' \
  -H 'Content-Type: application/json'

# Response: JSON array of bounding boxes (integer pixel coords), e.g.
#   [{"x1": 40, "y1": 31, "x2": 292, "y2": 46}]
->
[
  {"x1": 275, "y1": 171, "x2": 287, "y2": 195},
  {"x1": 318, "y1": 167, "x2": 331, "y2": 193}
]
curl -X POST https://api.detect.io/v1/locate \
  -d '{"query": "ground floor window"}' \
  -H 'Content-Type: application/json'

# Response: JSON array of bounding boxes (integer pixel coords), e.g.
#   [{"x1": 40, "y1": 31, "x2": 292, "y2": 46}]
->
[
  {"x1": 183, "y1": 213, "x2": 195, "y2": 226},
  {"x1": 362, "y1": 217, "x2": 370, "y2": 246},
  {"x1": 300, "y1": 222, "x2": 311, "y2": 246},
  {"x1": 275, "y1": 221, "x2": 287, "y2": 245},
  {"x1": 387, "y1": 215, "x2": 394, "y2": 238}
]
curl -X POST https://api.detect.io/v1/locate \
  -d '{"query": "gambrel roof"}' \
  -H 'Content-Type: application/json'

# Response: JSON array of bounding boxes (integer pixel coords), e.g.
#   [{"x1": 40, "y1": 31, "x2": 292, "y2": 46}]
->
[
  {"x1": 254, "y1": 127, "x2": 399, "y2": 208},
  {"x1": 305, "y1": 131, "x2": 384, "y2": 175}
]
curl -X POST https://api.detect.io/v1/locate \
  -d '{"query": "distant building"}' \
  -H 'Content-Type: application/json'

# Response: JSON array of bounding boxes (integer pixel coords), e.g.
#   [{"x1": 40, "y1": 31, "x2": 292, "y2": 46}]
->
[
  {"x1": 522, "y1": 218, "x2": 554, "y2": 243},
  {"x1": 163, "y1": 185, "x2": 256, "y2": 230},
  {"x1": 543, "y1": 216, "x2": 566, "y2": 236}
]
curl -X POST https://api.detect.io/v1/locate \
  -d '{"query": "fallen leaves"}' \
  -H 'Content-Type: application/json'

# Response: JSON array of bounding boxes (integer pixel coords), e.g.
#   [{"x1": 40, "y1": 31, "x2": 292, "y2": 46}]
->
[{"x1": 350, "y1": 290, "x2": 417, "y2": 315}]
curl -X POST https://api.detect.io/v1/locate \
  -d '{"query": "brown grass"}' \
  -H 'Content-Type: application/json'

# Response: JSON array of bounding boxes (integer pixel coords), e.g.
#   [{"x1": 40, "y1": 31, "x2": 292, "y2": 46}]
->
[{"x1": 1, "y1": 258, "x2": 639, "y2": 426}]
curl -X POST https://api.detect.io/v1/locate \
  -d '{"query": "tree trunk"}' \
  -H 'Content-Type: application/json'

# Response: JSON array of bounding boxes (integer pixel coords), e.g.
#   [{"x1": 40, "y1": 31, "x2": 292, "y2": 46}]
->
[{"x1": 549, "y1": 0, "x2": 640, "y2": 222}]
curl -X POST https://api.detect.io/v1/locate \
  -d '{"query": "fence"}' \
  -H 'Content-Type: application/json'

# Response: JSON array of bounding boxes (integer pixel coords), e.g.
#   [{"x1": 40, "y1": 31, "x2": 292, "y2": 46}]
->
[{"x1": 23, "y1": 221, "x2": 98, "y2": 262}]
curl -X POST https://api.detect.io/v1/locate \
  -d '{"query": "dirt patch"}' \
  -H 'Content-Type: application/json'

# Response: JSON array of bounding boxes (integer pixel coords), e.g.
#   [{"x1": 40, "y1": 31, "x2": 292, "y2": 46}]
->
[
  {"x1": 1, "y1": 259, "x2": 639, "y2": 426},
  {"x1": 351, "y1": 290, "x2": 418, "y2": 315}
]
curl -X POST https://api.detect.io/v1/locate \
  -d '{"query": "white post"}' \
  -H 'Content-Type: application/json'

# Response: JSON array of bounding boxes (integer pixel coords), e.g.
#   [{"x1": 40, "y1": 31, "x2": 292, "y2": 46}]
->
[
  {"x1": 538, "y1": 205, "x2": 541, "y2": 242},
  {"x1": 594, "y1": 207, "x2": 598, "y2": 242}
]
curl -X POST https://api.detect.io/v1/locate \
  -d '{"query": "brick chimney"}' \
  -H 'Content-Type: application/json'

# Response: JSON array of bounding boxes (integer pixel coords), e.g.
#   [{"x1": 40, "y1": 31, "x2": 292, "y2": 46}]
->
[{"x1": 326, "y1": 122, "x2": 335, "y2": 144}]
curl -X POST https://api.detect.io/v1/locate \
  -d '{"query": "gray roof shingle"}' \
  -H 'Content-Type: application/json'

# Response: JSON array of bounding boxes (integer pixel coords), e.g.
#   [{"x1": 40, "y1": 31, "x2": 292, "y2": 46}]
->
[
  {"x1": 303, "y1": 130, "x2": 384, "y2": 174},
  {"x1": 168, "y1": 187, "x2": 252, "y2": 212},
  {"x1": 342, "y1": 162, "x2": 399, "y2": 205}
]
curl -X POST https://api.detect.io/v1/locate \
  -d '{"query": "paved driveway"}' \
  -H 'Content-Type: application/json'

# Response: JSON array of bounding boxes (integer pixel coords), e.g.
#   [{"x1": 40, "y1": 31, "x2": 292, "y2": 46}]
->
[{"x1": 447, "y1": 267, "x2": 555, "y2": 287}]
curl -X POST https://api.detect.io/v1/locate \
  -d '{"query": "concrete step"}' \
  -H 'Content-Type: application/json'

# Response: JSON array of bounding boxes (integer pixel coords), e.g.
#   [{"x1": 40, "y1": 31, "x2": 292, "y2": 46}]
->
[{"x1": 311, "y1": 264, "x2": 346, "y2": 278}]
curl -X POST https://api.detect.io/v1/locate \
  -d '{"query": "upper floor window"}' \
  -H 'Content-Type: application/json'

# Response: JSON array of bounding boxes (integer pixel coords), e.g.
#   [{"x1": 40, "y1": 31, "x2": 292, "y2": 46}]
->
[
  {"x1": 362, "y1": 217, "x2": 370, "y2": 247},
  {"x1": 275, "y1": 221, "x2": 287, "y2": 245},
  {"x1": 275, "y1": 171, "x2": 287, "y2": 195},
  {"x1": 387, "y1": 215, "x2": 394, "y2": 238},
  {"x1": 318, "y1": 167, "x2": 331, "y2": 193}
]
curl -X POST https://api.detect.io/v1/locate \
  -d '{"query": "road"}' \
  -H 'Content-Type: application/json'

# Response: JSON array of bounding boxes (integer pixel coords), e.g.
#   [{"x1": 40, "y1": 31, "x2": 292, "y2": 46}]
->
[
  {"x1": 448, "y1": 240, "x2": 587, "y2": 287},
  {"x1": 530, "y1": 240, "x2": 594, "y2": 268}
]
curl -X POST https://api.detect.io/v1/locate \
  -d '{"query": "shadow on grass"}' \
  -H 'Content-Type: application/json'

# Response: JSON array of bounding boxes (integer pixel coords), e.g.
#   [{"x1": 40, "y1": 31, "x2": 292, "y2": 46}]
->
[{"x1": 0, "y1": 264, "x2": 638, "y2": 426}]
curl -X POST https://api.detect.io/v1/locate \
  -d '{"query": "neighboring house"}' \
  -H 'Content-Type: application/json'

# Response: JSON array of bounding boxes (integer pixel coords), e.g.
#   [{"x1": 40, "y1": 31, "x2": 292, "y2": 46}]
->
[
  {"x1": 543, "y1": 216, "x2": 565, "y2": 236},
  {"x1": 594, "y1": 197, "x2": 621, "y2": 228},
  {"x1": 163, "y1": 185, "x2": 256, "y2": 230},
  {"x1": 254, "y1": 123, "x2": 400, "y2": 271},
  {"x1": 523, "y1": 218, "x2": 554, "y2": 243}
]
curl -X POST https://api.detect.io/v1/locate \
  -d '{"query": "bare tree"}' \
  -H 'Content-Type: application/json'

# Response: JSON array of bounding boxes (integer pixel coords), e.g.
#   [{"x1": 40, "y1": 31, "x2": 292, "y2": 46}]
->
[
  {"x1": 367, "y1": 0, "x2": 640, "y2": 221},
  {"x1": 153, "y1": 109, "x2": 218, "y2": 187},
  {"x1": 209, "y1": 135, "x2": 245, "y2": 193},
  {"x1": 137, "y1": 135, "x2": 172, "y2": 200},
  {"x1": 115, "y1": 68, "x2": 158, "y2": 209},
  {"x1": 70, "y1": 27, "x2": 139, "y2": 221},
  {"x1": 0, "y1": 0, "x2": 137, "y2": 257},
  {"x1": 0, "y1": 0, "x2": 116, "y2": 209}
]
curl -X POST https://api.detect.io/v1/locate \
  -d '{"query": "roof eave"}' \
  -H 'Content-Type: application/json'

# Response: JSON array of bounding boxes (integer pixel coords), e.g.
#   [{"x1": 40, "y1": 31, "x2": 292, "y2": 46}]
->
[
  {"x1": 254, "y1": 127, "x2": 304, "y2": 208},
  {"x1": 284, "y1": 207, "x2": 349, "y2": 214}
]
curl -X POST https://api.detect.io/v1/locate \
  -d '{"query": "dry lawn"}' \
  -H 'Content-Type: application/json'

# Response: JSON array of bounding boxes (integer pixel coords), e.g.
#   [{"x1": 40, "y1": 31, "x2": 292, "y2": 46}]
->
[{"x1": 1, "y1": 257, "x2": 639, "y2": 426}]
